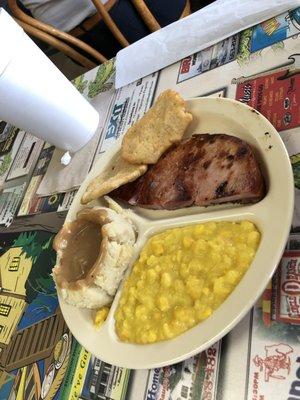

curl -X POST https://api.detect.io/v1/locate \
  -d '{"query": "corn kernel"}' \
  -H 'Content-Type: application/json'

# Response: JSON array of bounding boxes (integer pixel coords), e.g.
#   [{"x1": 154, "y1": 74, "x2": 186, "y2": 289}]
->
[
  {"x1": 213, "y1": 278, "x2": 230, "y2": 297},
  {"x1": 183, "y1": 236, "x2": 194, "y2": 249},
  {"x1": 200, "y1": 308, "x2": 212, "y2": 320},
  {"x1": 94, "y1": 306, "x2": 110, "y2": 328},
  {"x1": 161, "y1": 272, "x2": 172, "y2": 288},
  {"x1": 162, "y1": 323, "x2": 173, "y2": 339},
  {"x1": 135, "y1": 305, "x2": 146, "y2": 319},
  {"x1": 148, "y1": 330, "x2": 157, "y2": 342},
  {"x1": 179, "y1": 263, "x2": 189, "y2": 278},
  {"x1": 157, "y1": 296, "x2": 169, "y2": 311},
  {"x1": 153, "y1": 312, "x2": 161, "y2": 320},
  {"x1": 152, "y1": 242, "x2": 164, "y2": 256},
  {"x1": 147, "y1": 268, "x2": 157, "y2": 282},
  {"x1": 176, "y1": 250, "x2": 183, "y2": 262},
  {"x1": 226, "y1": 270, "x2": 239, "y2": 285},
  {"x1": 193, "y1": 224, "x2": 204, "y2": 236},
  {"x1": 141, "y1": 295, "x2": 154, "y2": 308},
  {"x1": 174, "y1": 307, "x2": 186, "y2": 321},
  {"x1": 146, "y1": 255, "x2": 157, "y2": 266},
  {"x1": 155, "y1": 265, "x2": 162, "y2": 273},
  {"x1": 248, "y1": 231, "x2": 260, "y2": 246},
  {"x1": 174, "y1": 279, "x2": 185, "y2": 291},
  {"x1": 193, "y1": 239, "x2": 207, "y2": 254},
  {"x1": 240, "y1": 221, "x2": 254, "y2": 231},
  {"x1": 188, "y1": 259, "x2": 201, "y2": 273}
]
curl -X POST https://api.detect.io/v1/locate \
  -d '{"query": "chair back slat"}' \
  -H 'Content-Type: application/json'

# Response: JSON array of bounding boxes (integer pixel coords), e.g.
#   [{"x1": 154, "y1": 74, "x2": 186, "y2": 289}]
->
[
  {"x1": 131, "y1": 0, "x2": 161, "y2": 32},
  {"x1": 15, "y1": 18, "x2": 97, "y2": 68},
  {"x1": 90, "y1": 0, "x2": 130, "y2": 47},
  {"x1": 8, "y1": 0, "x2": 107, "y2": 66},
  {"x1": 8, "y1": 0, "x2": 191, "y2": 67}
]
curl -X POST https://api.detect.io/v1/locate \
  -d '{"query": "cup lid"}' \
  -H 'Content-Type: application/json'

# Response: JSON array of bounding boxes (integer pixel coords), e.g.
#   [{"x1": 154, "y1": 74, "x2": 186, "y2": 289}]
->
[{"x1": 0, "y1": 8, "x2": 24, "y2": 76}]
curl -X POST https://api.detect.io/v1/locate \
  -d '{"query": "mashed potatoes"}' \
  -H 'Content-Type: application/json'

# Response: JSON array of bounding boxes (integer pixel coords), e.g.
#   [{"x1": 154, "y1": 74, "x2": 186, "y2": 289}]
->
[{"x1": 115, "y1": 221, "x2": 260, "y2": 344}]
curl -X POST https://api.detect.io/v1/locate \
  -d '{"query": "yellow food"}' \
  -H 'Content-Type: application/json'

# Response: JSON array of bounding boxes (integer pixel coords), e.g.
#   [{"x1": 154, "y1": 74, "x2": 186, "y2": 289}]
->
[
  {"x1": 94, "y1": 306, "x2": 110, "y2": 328},
  {"x1": 115, "y1": 221, "x2": 260, "y2": 344},
  {"x1": 121, "y1": 90, "x2": 193, "y2": 165},
  {"x1": 81, "y1": 151, "x2": 147, "y2": 204}
]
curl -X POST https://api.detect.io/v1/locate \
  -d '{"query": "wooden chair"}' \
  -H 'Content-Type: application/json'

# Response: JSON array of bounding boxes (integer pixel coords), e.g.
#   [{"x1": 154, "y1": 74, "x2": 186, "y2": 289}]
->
[
  {"x1": 8, "y1": 0, "x2": 107, "y2": 68},
  {"x1": 8, "y1": 0, "x2": 191, "y2": 68},
  {"x1": 90, "y1": 0, "x2": 190, "y2": 46}
]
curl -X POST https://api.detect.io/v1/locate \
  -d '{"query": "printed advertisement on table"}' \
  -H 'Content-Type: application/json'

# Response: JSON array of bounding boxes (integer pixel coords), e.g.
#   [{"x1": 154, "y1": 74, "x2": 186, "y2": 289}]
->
[
  {"x1": 250, "y1": 8, "x2": 300, "y2": 52},
  {"x1": 99, "y1": 72, "x2": 159, "y2": 155},
  {"x1": 6, "y1": 133, "x2": 44, "y2": 181},
  {"x1": 143, "y1": 342, "x2": 221, "y2": 400},
  {"x1": 0, "y1": 5, "x2": 300, "y2": 400},
  {"x1": 0, "y1": 122, "x2": 20, "y2": 155},
  {"x1": 0, "y1": 228, "x2": 68, "y2": 399},
  {"x1": 280, "y1": 129, "x2": 300, "y2": 228},
  {"x1": 0, "y1": 130, "x2": 24, "y2": 189},
  {"x1": 177, "y1": 34, "x2": 239, "y2": 83},
  {"x1": 18, "y1": 144, "x2": 56, "y2": 216},
  {"x1": 235, "y1": 69, "x2": 300, "y2": 132},
  {"x1": 245, "y1": 250, "x2": 300, "y2": 400},
  {"x1": 0, "y1": 225, "x2": 131, "y2": 400},
  {"x1": 0, "y1": 183, "x2": 26, "y2": 226}
]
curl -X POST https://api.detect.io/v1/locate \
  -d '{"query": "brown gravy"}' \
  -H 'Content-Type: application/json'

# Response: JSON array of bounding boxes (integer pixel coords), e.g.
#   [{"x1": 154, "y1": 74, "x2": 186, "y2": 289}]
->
[{"x1": 56, "y1": 220, "x2": 102, "y2": 286}]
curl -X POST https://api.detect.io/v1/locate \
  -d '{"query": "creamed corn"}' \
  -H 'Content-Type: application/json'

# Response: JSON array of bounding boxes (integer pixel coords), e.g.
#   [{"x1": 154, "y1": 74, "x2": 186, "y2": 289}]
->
[{"x1": 115, "y1": 221, "x2": 260, "y2": 343}]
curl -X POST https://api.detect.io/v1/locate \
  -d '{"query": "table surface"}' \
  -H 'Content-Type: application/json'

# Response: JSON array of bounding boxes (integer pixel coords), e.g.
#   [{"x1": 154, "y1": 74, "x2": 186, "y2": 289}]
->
[{"x1": 0, "y1": 7, "x2": 300, "y2": 400}]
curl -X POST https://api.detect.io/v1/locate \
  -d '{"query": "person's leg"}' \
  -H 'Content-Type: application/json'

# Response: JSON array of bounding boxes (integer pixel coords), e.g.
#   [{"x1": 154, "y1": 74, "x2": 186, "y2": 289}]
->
[
  {"x1": 80, "y1": 0, "x2": 189, "y2": 59},
  {"x1": 190, "y1": 0, "x2": 215, "y2": 12},
  {"x1": 0, "y1": 0, "x2": 9, "y2": 11}
]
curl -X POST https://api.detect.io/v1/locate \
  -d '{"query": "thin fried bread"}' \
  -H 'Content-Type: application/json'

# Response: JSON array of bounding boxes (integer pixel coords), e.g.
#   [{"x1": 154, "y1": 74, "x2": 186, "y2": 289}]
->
[
  {"x1": 81, "y1": 151, "x2": 147, "y2": 204},
  {"x1": 121, "y1": 90, "x2": 193, "y2": 164}
]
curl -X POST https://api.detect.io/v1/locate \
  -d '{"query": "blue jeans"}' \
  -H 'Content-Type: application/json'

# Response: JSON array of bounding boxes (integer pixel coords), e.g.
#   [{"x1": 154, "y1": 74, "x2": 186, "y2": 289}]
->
[{"x1": 79, "y1": 0, "x2": 192, "y2": 59}]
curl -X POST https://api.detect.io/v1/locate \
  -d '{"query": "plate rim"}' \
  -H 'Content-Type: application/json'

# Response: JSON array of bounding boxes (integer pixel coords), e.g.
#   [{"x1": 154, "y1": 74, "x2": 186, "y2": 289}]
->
[{"x1": 58, "y1": 97, "x2": 294, "y2": 369}]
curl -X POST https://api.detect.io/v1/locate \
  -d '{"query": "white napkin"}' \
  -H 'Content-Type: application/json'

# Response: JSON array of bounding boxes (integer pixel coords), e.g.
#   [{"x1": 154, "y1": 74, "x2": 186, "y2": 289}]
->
[
  {"x1": 36, "y1": 89, "x2": 113, "y2": 196},
  {"x1": 115, "y1": 0, "x2": 300, "y2": 88},
  {"x1": 36, "y1": 123, "x2": 102, "y2": 196}
]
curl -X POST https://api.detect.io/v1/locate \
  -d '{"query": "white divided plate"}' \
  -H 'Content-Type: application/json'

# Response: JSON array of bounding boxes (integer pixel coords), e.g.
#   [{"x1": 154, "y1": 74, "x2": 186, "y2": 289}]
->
[{"x1": 58, "y1": 97, "x2": 294, "y2": 369}]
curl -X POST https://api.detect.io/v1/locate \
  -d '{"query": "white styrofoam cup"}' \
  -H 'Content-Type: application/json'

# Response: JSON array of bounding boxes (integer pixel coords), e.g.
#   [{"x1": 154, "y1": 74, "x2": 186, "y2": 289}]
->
[{"x1": 0, "y1": 9, "x2": 99, "y2": 153}]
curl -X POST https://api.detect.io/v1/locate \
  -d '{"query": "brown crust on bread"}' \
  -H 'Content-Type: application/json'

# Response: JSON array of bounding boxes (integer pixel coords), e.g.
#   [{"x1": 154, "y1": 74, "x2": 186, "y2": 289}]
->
[{"x1": 121, "y1": 90, "x2": 193, "y2": 164}]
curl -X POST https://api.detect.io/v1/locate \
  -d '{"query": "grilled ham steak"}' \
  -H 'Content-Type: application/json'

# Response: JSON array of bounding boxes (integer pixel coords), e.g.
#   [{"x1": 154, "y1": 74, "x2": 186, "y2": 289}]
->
[{"x1": 112, "y1": 134, "x2": 265, "y2": 210}]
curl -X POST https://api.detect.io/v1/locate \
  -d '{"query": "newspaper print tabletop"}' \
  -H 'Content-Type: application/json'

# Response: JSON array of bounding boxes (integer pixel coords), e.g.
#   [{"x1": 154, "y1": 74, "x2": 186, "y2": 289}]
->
[{"x1": 0, "y1": 6, "x2": 300, "y2": 400}]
